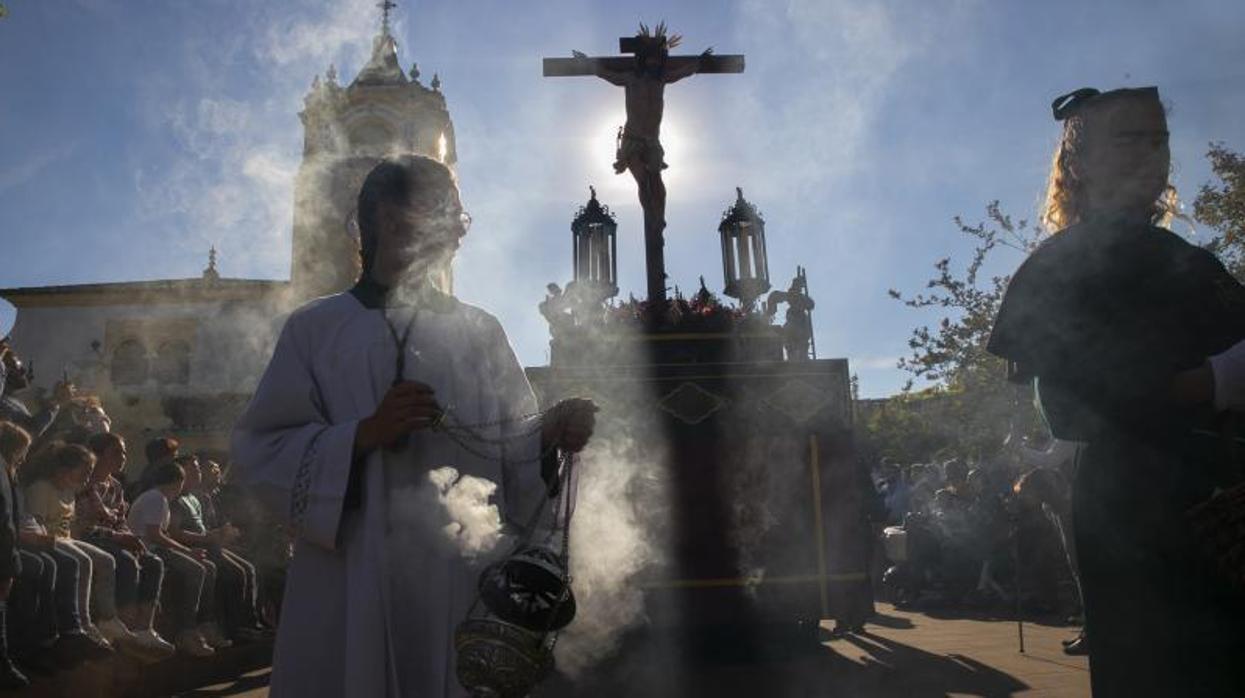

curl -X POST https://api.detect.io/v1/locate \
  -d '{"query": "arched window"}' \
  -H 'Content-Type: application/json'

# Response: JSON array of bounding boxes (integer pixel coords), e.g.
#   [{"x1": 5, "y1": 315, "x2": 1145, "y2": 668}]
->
[
  {"x1": 153, "y1": 340, "x2": 191, "y2": 385},
  {"x1": 111, "y1": 340, "x2": 148, "y2": 386}
]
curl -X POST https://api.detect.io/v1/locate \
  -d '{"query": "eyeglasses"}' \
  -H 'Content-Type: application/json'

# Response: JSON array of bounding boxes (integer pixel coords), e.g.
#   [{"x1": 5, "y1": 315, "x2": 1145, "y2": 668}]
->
[{"x1": 408, "y1": 210, "x2": 472, "y2": 240}]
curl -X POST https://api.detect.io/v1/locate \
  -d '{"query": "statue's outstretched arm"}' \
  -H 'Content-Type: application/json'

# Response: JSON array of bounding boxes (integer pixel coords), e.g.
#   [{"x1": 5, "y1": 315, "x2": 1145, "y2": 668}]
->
[
  {"x1": 664, "y1": 50, "x2": 710, "y2": 84},
  {"x1": 572, "y1": 50, "x2": 629, "y2": 86}
]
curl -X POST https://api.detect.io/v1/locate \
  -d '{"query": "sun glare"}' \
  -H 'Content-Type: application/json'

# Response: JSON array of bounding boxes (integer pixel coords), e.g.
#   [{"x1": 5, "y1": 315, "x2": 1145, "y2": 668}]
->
[{"x1": 588, "y1": 110, "x2": 691, "y2": 201}]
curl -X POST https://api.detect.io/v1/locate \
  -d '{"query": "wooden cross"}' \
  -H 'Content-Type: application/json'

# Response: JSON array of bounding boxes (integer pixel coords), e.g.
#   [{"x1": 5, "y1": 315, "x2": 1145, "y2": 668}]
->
[
  {"x1": 542, "y1": 39, "x2": 744, "y2": 78},
  {"x1": 544, "y1": 34, "x2": 744, "y2": 307}
]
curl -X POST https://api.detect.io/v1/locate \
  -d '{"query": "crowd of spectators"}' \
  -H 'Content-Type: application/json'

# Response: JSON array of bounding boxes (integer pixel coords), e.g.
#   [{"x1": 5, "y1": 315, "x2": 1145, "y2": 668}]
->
[
  {"x1": 0, "y1": 336, "x2": 282, "y2": 689},
  {"x1": 868, "y1": 439, "x2": 1086, "y2": 652}
]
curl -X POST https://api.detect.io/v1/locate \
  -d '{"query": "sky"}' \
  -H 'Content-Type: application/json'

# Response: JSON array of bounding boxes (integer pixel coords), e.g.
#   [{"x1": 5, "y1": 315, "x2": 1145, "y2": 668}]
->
[{"x1": 1, "y1": 0, "x2": 1243, "y2": 397}]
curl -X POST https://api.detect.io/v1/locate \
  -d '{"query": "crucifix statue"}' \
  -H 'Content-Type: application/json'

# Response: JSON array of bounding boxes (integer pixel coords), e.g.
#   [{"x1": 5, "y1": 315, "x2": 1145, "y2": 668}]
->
[{"x1": 544, "y1": 23, "x2": 744, "y2": 306}]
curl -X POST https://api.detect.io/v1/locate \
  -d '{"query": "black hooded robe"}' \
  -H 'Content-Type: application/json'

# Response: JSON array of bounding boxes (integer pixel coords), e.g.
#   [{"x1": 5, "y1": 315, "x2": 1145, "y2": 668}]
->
[{"x1": 988, "y1": 219, "x2": 1245, "y2": 697}]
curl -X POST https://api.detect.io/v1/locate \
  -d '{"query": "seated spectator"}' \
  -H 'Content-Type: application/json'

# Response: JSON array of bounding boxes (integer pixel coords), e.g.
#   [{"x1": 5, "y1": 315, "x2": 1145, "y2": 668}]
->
[
  {"x1": 962, "y1": 467, "x2": 1011, "y2": 602},
  {"x1": 127, "y1": 462, "x2": 226, "y2": 658},
  {"x1": 907, "y1": 480, "x2": 937, "y2": 519},
  {"x1": 941, "y1": 459, "x2": 969, "y2": 498},
  {"x1": 1007, "y1": 470, "x2": 1065, "y2": 614},
  {"x1": 878, "y1": 462, "x2": 908, "y2": 524},
  {"x1": 964, "y1": 468, "x2": 987, "y2": 500},
  {"x1": 169, "y1": 455, "x2": 245, "y2": 645},
  {"x1": 46, "y1": 396, "x2": 112, "y2": 448},
  {"x1": 73, "y1": 400, "x2": 111, "y2": 437},
  {"x1": 23, "y1": 442, "x2": 134, "y2": 650},
  {"x1": 78, "y1": 433, "x2": 174, "y2": 660},
  {"x1": 0, "y1": 422, "x2": 29, "y2": 688},
  {"x1": 0, "y1": 424, "x2": 111, "y2": 677},
  {"x1": 1014, "y1": 467, "x2": 1086, "y2": 653},
  {"x1": 134, "y1": 437, "x2": 180, "y2": 497},
  {"x1": 194, "y1": 458, "x2": 267, "y2": 639},
  {"x1": 213, "y1": 467, "x2": 290, "y2": 628},
  {"x1": 0, "y1": 340, "x2": 67, "y2": 441}
]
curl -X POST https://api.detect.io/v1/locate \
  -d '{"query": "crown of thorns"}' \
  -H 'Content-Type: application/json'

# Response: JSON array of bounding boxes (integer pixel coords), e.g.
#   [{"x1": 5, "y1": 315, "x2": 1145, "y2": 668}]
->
[{"x1": 636, "y1": 21, "x2": 681, "y2": 50}]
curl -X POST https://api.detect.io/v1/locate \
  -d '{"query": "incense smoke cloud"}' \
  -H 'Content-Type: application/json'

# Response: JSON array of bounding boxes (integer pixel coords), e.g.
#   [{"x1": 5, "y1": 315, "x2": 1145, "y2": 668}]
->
[
  {"x1": 387, "y1": 416, "x2": 667, "y2": 678},
  {"x1": 119, "y1": 0, "x2": 387, "y2": 389},
  {"x1": 553, "y1": 408, "x2": 669, "y2": 677},
  {"x1": 530, "y1": 378, "x2": 672, "y2": 676},
  {"x1": 428, "y1": 465, "x2": 510, "y2": 560},
  {"x1": 725, "y1": 438, "x2": 780, "y2": 596},
  {"x1": 134, "y1": 0, "x2": 378, "y2": 281},
  {"x1": 385, "y1": 465, "x2": 511, "y2": 566}
]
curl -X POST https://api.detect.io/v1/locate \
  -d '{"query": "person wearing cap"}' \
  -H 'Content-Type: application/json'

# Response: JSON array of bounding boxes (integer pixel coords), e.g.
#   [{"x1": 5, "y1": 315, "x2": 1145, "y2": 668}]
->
[{"x1": 989, "y1": 87, "x2": 1245, "y2": 696}]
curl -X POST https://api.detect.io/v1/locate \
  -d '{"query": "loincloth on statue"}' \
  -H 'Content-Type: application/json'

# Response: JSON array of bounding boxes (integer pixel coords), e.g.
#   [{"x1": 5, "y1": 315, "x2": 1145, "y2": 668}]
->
[{"x1": 614, "y1": 130, "x2": 668, "y2": 175}]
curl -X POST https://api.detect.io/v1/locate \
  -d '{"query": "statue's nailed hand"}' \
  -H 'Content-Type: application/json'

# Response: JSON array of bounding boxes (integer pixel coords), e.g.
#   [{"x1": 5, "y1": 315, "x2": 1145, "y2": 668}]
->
[
  {"x1": 572, "y1": 50, "x2": 587, "y2": 59},
  {"x1": 542, "y1": 397, "x2": 598, "y2": 454}
]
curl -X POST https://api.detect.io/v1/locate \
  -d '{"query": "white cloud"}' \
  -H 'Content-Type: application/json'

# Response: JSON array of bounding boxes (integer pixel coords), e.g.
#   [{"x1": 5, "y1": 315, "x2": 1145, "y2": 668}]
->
[
  {"x1": 733, "y1": 0, "x2": 927, "y2": 196},
  {"x1": 258, "y1": 0, "x2": 376, "y2": 68},
  {"x1": 0, "y1": 141, "x2": 79, "y2": 195},
  {"x1": 852, "y1": 355, "x2": 900, "y2": 370}
]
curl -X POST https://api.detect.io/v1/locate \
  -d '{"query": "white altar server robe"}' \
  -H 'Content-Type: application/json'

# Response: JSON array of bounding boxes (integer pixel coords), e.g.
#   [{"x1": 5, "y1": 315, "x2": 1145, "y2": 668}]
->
[{"x1": 231, "y1": 293, "x2": 546, "y2": 698}]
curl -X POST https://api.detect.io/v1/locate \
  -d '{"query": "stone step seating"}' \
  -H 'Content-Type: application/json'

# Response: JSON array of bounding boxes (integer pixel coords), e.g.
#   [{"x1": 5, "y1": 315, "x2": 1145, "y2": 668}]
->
[{"x1": 21, "y1": 638, "x2": 273, "y2": 697}]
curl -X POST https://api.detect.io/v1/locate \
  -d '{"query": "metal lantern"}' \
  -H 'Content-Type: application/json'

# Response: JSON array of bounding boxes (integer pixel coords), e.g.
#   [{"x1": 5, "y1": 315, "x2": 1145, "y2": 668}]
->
[
  {"x1": 719, "y1": 187, "x2": 771, "y2": 311},
  {"x1": 570, "y1": 186, "x2": 619, "y2": 299}
]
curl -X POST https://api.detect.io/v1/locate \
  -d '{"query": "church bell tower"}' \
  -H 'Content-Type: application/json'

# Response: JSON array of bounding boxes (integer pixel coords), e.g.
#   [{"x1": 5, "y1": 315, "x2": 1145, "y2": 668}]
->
[{"x1": 290, "y1": 2, "x2": 458, "y2": 302}]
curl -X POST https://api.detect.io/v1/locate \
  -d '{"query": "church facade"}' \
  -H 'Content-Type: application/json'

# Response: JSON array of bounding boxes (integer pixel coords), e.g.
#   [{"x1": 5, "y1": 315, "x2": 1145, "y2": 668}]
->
[{"x1": 0, "y1": 18, "x2": 455, "y2": 460}]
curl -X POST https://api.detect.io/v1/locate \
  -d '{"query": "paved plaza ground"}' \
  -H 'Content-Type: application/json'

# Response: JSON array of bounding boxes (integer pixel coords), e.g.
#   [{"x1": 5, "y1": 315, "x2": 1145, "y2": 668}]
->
[
  {"x1": 814, "y1": 605, "x2": 1090, "y2": 697},
  {"x1": 180, "y1": 604, "x2": 1090, "y2": 697}
]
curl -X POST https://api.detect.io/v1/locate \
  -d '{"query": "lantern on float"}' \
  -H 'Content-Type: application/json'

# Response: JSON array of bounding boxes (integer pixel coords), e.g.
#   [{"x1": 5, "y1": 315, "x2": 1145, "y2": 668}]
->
[
  {"x1": 570, "y1": 186, "x2": 618, "y2": 299},
  {"x1": 719, "y1": 187, "x2": 771, "y2": 311}
]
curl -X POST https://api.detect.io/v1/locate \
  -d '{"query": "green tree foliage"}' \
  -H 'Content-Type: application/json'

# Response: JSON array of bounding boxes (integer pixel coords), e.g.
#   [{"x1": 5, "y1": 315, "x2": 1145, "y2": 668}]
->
[
  {"x1": 857, "y1": 393, "x2": 949, "y2": 466},
  {"x1": 1195, "y1": 142, "x2": 1245, "y2": 281},
  {"x1": 861, "y1": 203, "x2": 1044, "y2": 464}
]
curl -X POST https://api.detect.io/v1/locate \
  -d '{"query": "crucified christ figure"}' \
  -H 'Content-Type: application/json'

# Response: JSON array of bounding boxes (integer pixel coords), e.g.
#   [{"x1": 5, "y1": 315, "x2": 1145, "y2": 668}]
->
[{"x1": 546, "y1": 23, "x2": 744, "y2": 305}]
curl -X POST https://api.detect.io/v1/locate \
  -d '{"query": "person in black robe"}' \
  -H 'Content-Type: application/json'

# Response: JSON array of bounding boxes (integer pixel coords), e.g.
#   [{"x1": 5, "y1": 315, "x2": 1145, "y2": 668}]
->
[{"x1": 988, "y1": 86, "x2": 1245, "y2": 697}]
